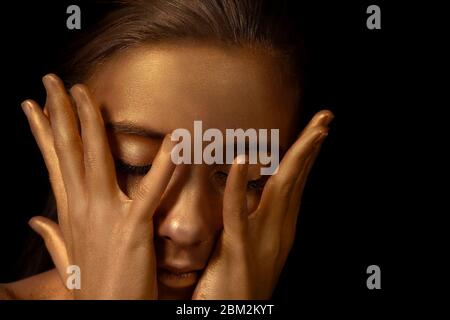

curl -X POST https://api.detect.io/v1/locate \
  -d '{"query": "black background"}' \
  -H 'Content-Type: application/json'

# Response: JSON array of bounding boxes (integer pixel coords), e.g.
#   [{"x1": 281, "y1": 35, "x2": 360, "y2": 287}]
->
[{"x1": 0, "y1": 0, "x2": 411, "y2": 310}]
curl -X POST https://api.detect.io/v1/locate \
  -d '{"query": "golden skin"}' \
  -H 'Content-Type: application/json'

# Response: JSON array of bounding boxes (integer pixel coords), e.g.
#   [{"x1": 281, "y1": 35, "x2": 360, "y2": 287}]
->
[{"x1": 0, "y1": 43, "x2": 333, "y2": 299}]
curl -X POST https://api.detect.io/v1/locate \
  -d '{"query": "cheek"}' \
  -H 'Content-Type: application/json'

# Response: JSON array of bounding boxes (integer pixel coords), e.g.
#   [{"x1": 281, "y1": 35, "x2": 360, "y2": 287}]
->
[
  {"x1": 116, "y1": 172, "x2": 142, "y2": 198},
  {"x1": 116, "y1": 169, "x2": 262, "y2": 221}
]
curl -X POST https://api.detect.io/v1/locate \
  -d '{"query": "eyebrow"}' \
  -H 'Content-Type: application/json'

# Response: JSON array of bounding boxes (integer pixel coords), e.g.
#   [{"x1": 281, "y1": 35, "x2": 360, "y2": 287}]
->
[
  {"x1": 106, "y1": 121, "x2": 286, "y2": 155},
  {"x1": 106, "y1": 121, "x2": 166, "y2": 139}
]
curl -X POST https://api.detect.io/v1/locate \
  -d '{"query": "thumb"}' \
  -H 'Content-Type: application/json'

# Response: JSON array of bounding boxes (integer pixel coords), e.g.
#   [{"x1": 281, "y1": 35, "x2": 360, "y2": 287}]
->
[{"x1": 28, "y1": 216, "x2": 70, "y2": 283}]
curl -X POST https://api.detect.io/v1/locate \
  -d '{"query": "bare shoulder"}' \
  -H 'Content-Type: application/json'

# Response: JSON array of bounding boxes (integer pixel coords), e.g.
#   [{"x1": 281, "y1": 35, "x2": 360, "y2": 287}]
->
[{"x1": 1, "y1": 269, "x2": 72, "y2": 300}]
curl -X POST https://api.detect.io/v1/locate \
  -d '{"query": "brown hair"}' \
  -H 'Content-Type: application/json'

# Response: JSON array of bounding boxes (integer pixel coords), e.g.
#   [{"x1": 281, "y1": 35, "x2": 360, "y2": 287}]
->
[{"x1": 63, "y1": 0, "x2": 304, "y2": 89}]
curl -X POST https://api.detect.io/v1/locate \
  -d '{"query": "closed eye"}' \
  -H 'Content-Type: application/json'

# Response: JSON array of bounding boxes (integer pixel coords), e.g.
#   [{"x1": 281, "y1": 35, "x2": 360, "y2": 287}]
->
[
  {"x1": 115, "y1": 159, "x2": 152, "y2": 176},
  {"x1": 214, "y1": 171, "x2": 268, "y2": 191}
]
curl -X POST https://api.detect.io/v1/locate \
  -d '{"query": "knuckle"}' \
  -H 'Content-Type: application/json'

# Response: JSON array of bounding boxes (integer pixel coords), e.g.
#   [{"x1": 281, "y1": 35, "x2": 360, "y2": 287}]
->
[
  {"x1": 263, "y1": 238, "x2": 281, "y2": 259},
  {"x1": 67, "y1": 199, "x2": 88, "y2": 225},
  {"x1": 83, "y1": 149, "x2": 99, "y2": 169},
  {"x1": 53, "y1": 135, "x2": 80, "y2": 152},
  {"x1": 134, "y1": 183, "x2": 152, "y2": 202},
  {"x1": 223, "y1": 201, "x2": 240, "y2": 215},
  {"x1": 227, "y1": 207, "x2": 246, "y2": 222}
]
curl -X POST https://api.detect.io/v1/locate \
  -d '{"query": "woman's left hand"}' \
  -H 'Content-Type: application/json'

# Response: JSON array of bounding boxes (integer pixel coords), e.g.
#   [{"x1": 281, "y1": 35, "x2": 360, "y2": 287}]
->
[{"x1": 192, "y1": 110, "x2": 334, "y2": 299}]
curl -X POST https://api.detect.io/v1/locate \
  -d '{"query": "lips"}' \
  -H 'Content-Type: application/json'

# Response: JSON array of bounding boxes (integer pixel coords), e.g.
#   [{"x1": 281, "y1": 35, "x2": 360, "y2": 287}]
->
[{"x1": 157, "y1": 264, "x2": 203, "y2": 288}]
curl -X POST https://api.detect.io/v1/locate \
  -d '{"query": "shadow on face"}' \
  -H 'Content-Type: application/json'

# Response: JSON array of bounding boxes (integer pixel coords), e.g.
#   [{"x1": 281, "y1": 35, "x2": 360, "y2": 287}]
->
[{"x1": 86, "y1": 42, "x2": 299, "y2": 299}]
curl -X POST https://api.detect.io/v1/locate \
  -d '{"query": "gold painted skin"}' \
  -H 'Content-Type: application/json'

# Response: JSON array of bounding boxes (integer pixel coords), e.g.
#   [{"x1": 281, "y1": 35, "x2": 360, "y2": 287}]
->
[{"x1": 2, "y1": 43, "x2": 333, "y2": 299}]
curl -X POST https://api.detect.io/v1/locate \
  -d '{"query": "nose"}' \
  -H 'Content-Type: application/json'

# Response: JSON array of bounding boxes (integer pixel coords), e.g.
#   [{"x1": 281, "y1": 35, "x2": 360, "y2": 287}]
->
[{"x1": 155, "y1": 167, "x2": 220, "y2": 247}]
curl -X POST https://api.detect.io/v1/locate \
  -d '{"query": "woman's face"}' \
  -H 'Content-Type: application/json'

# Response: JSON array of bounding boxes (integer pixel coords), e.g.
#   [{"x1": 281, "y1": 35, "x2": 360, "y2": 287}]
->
[{"x1": 86, "y1": 42, "x2": 298, "y2": 299}]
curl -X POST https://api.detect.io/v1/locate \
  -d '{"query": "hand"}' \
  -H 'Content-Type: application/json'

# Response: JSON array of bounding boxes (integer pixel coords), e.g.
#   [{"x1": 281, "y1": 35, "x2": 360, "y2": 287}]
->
[
  {"x1": 21, "y1": 74, "x2": 176, "y2": 299},
  {"x1": 192, "y1": 110, "x2": 334, "y2": 299}
]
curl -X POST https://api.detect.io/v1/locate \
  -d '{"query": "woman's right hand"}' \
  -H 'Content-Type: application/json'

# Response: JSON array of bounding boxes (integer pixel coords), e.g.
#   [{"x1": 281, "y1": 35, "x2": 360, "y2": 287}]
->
[{"x1": 21, "y1": 73, "x2": 176, "y2": 299}]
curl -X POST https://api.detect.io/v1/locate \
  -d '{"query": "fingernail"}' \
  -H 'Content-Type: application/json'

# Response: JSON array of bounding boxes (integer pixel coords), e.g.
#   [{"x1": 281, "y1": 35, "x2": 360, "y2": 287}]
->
[
  {"x1": 42, "y1": 74, "x2": 57, "y2": 90},
  {"x1": 322, "y1": 113, "x2": 335, "y2": 127},
  {"x1": 235, "y1": 154, "x2": 247, "y2": 165},
  {"x1": 21, "y1": 100, "x2": 32, "y2": 117},
  {"x1": 28, "y1": 217, "x2": 38, "y2": 230},
  {"x1": 70, "y1": 85, "x2": 84, "y2": 103},
  {"x1": 42, "y1": 75, "x2": 52, "y2": 87}
]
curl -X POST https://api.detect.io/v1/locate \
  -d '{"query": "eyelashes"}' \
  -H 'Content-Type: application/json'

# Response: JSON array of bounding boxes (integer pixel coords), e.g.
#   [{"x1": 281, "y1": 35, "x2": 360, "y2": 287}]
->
[
  {"x1": 214, "y1": 171, "x2": 267, "y2": 191},
  {"x1": 115, "y1": 159, "x2": 267, "y2": 191},
  {"x1": 115, "y1": 159, "x2": 152, "y2": 176},
  {"x1": 247, "y1": 176, "x2": 268, "y2": 191}
]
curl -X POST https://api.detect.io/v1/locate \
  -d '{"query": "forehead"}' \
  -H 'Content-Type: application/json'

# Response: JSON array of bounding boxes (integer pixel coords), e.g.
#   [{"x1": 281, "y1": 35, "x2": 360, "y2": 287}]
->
[{"x1": 87, "y1": 43, "x2": 298, "y2": 145}]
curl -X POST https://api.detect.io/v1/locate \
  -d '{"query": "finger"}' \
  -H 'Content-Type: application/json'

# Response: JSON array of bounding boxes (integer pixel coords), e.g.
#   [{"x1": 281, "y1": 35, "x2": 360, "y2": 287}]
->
[
  {"x1": 21, "y1": 100, "x2": 71, "y2": 245},
  {"x1": 278, "y1": 126, "x2": 328, "y2": 182},
  {"x1": 301, "y1": 110, "x2": 334, "y2": 135},
  {"x1": 285, "y1": 112, "x2": 333, "y2": 219},
  {"x1": 256, "y1": 111, "x2": 333, "y2": 218},
  {"x1": 258, "y1": 126, "x2": 327, "y2": 214},
  {"x1": 129, "y1": 135, "x2": 176, "y2": 223},
  {"x1": 29, "y1": 216, "x2": 70, "y2": 283},
  {"x1": 43, "y1": 105, "x2": 49, "y2": 118},
  {"x1": 284, "y1": 142, "x2": 324, "y2": 235},
  {"x1": 70, "y1": 84, "x2": 120, "y2": 200},
  {"x1": 293, "y1": 140, "x2": 324, "y2": 200},
  {"x1": 43, "y1": 74, "x2": 85, "y2": 203},
  {"x1": 222, "y1": 155, "x2": 249, "y2": 242}
]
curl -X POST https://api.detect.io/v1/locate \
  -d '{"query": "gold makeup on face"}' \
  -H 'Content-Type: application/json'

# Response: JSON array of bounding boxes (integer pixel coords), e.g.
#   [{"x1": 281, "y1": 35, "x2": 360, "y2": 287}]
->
[
  {"x1": 108, "y1": 131, "x2": 161, "y2": 166},
  {"x1": 83, "y1": 44, "x2": 298, "y2": 298},
  {"x1": 12, "y1": 0, "x2": 314, "y2": 301}
]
